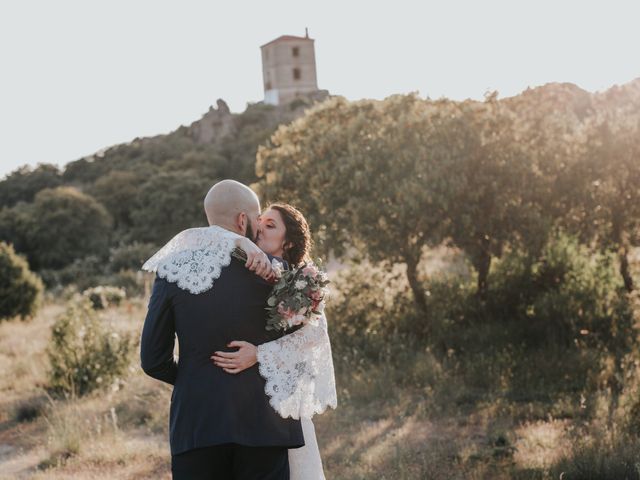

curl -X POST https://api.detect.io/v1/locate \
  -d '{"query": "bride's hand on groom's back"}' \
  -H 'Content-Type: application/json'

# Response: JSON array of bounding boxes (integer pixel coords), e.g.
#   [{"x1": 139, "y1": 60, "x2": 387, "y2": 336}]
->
[{"x1": 210, "y1": 340, "x2": 258, "y2": 374}]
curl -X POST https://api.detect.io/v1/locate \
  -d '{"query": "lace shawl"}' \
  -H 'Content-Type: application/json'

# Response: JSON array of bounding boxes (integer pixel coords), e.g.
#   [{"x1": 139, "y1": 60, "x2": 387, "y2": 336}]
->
[
  {"x1": 141, "y1": 225, "x2": 242, "y2": 294},
  {"x1": 257, "y1": 313, "x2": 338, "y2": 419}
]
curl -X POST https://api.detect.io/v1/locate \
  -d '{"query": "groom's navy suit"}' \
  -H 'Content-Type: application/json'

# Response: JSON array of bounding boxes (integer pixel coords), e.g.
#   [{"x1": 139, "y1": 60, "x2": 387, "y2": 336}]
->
[{"x1": 140, "y1": 256, "x2": 304, "y2": 479}]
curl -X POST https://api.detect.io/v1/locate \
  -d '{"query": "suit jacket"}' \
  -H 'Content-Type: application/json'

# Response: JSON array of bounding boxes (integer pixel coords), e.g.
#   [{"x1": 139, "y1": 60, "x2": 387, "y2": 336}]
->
[{"x1": 140, "y1": 256, "x2": 305, "y2": 455}]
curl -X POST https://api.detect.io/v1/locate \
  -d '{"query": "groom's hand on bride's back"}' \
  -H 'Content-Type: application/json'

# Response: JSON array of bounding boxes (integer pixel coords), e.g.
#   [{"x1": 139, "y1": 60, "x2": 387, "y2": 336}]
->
[{"x1": 210, "y1": 341, "x2": 258, "y2": 374}]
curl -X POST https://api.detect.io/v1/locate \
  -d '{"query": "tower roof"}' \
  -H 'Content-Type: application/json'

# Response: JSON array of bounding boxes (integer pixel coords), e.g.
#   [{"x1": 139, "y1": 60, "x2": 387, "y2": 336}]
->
[{"x1": 260, "y1": 35, "x2": 314, "y2": 49}]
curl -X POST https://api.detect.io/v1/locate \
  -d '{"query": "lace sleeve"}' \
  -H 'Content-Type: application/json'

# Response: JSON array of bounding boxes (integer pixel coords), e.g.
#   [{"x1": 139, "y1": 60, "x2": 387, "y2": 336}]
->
[{"x1": 257, "y1": 313, "x2": 338, "y2": 419}]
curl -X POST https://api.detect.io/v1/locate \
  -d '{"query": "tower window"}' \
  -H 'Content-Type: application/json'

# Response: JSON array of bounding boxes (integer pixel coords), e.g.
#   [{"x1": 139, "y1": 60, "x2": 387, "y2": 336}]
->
[
  {"x1": 265, "y1": 81, "x2": 272, "y2": 90},
  {"x1": 292, "y1": 46, "x2": 299, "y2": 57},
  {"x1": 293, "y1": 68, "x2": 301, "y2": 80}
]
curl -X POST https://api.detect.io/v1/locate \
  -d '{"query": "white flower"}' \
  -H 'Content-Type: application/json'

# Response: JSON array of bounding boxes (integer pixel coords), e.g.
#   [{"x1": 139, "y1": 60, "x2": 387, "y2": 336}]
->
[
  {"x1": 294, "y1": 279, "x2": 307, "y2": 290},
  {"x1": 271, "y1": 259, "x2": 284, "y2": 277},
  {"x1": 287, "y1": 314, "x2": 306, "y2": 327}
]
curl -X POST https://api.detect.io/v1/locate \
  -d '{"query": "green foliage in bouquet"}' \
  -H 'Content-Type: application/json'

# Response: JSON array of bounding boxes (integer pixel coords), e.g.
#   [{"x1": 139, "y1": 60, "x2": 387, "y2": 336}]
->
[
  {"x1": 0, "y1": 241, "x2": 43, "y2": 321},
  {"x1": 47, "y1": 297, "x2": 132, "y2": 396},
  {"x1": 265, "y1": 263, "x2": 330, "y2": 332}
]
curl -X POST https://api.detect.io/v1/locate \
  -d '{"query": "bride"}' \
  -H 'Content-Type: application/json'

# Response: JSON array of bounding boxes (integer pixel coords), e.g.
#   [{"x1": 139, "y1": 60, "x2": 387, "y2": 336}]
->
[{"x1": 210, "y1": 203, "x2": 337, "y2": 480}]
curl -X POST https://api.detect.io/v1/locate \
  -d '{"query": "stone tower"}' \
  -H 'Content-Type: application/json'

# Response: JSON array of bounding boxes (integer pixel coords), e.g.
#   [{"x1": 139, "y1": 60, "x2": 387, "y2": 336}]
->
[{"x1": 260, "y1": 29, "x2": 320, "y2": 105}]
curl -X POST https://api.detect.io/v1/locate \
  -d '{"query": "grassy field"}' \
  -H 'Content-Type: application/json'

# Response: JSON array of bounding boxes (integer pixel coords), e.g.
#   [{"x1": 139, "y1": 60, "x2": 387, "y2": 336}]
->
[{"x1": 0, "y1": 290, "x2": 638, "y2": 479}]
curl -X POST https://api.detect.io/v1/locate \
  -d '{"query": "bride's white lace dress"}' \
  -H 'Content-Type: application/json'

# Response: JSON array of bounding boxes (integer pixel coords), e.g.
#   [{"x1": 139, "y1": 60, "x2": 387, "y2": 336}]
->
[
  {"x1": 142, "y1": 225, "x2": 338, "y2": 479},
  {"x1": 257, "y1": 313, "x2": 337, "y2": 480}
]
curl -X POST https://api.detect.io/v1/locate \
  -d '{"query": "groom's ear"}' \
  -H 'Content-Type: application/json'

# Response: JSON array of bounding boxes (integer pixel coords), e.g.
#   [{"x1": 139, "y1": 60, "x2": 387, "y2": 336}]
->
[{"x1": 236, "y1": 212, "x2": 246, "y2": 234}]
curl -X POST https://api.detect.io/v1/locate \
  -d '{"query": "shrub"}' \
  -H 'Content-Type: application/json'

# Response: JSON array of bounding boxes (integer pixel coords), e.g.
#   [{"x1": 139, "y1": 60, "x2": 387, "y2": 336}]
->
[
  {"x1": 109, "y1": 242, "x2": 157, "y2": 272},
  {"x1": 0, "y1": 241, "x2": 43, "y2": 320},
  {"x1": 82, "y1": 285, "x2": 126, "y2": 310},
  {"x1": 39, "y1": 255, "x2": 106, "y2": 291},
  {"x1": 12, "y1": 394, "x2": 48, "y2": 422},
  {"x1": 99, "y1": 269, "x2": 146, "y2": 297},
  {"x1": 40, "y1": 257, "x2": 146, "y2": 296},
  {"x1": 47, "y1": 297, "x2": 133, "y2": 396},
  {"x1": 550, "y1": 433, "x2": 640, "y2": 480},
  {"x1": 483, "y1": 231, "x2": 629, "y2": 349},
  {"x1": 326, "y1": 261, "x2": 418, "y2": 362}
]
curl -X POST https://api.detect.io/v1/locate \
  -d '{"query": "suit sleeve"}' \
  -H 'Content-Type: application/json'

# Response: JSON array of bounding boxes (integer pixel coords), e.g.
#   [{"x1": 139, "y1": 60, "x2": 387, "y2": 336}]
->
[{"x1": 140, "y1": 276, "x2": 178, "y2": 385}]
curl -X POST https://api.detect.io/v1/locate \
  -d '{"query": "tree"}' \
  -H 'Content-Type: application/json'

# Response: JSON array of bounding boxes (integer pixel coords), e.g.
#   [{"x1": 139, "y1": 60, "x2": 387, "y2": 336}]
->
[
  {"x1": 441, "y1": 95, "x2": 549, "y2": 299},
  {"x1": 257, "y1": 94, "x2": 545, "y2": 311},
  {"x1": 502, "y1": 83, "x2": 593, "y2": 257},
  {"x1": 89, "y1": 170, "x2": 141, "y2": 230},
  {"x1": 129, "y1": 171, "x2": 212, "y2": 244},
  {"x1": 257, "y1": 95, "x2": 454, "y2": 318},
  {"x1": 0, "y1": 163, "x2": 62, "y2": 207},
  {"x1": 563, "y1": 110, "x2": 640, "y2": 292},
  {"x1": 19, "y1": 187, "x2": 112, "y2": 270},
  {"x1": 0, "y1": 201, "x2": 32, "y2": 254},
  {"x1": 0, "y1": 241, "x2": 43, "y2": 320}
]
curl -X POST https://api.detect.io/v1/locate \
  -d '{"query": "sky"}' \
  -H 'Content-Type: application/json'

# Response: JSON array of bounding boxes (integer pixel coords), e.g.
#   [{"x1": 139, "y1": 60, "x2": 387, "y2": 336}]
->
[{"x1": 0, "y1": 0, "x2": 638, "y2": 179}]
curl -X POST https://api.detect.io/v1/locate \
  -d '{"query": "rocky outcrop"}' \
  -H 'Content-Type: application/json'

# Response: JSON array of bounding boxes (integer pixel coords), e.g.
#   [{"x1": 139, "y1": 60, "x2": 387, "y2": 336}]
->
[{"x1": 188, "y1": 99, "x2": 236, "y2": 144}]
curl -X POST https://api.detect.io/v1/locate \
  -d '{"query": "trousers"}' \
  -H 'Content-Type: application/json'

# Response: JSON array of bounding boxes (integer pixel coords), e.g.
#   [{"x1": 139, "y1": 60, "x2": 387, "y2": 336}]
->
[{"x1": 171, "y1": 443, "x2": 290, "y2": 480}]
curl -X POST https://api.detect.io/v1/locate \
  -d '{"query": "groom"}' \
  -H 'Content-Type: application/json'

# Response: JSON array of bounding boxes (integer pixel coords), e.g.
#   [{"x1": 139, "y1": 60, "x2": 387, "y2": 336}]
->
[{"x1": 140, "y1": 180, "x2": 304, "y2": 479}]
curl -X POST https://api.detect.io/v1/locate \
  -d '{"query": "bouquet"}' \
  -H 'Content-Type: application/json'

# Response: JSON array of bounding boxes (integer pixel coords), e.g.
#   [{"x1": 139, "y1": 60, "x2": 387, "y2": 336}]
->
[{"x1": 265, "y1": 262, "x2": 330, "y2": 332}]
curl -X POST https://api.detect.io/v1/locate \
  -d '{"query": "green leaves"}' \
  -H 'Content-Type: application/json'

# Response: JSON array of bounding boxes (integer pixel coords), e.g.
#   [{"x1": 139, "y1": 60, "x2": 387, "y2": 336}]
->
[
  {"x1": 256, "y1": 94, "x2": 548, "y2": 305},
  {"x1": 0, "y1": 241, "x2": 42, "y2": 321},
  {"x1": 47, "y1": 296, "x2": 133, "y2": 396},
  {"x1": 0, "y1": 187, "x2": 113, "y2": 271}
]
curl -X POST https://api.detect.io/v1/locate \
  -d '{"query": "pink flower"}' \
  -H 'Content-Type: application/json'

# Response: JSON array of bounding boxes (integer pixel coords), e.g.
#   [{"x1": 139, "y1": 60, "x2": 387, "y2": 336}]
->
[
  {"x1": 277, "y1": 302, "x2": 294, "y2": 319},
  {"x1": 302, "y1": 265, "x2": 318, "y2": 278}
]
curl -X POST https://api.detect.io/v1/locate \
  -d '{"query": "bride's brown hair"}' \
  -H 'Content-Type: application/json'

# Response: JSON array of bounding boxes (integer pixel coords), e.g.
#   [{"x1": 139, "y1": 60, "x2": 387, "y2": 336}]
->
[{"x1": 267, "y1": 203, "x2": 312, "y2": 267}]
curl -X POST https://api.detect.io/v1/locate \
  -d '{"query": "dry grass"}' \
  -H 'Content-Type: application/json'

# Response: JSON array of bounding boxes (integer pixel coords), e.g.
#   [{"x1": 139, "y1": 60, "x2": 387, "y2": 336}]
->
[
  {"x1": 0, "y1": 298, "x2": 172, "y2": 479},
  {"x1": 0, "y1": 295, "x2": 632, "y2": 479}
]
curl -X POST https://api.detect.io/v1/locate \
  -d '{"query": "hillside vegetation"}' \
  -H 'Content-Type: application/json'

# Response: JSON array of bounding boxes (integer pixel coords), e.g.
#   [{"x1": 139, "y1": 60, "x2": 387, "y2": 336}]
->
[{"x1": 2, "y1": 80, "x2": 640, "y2": 478}]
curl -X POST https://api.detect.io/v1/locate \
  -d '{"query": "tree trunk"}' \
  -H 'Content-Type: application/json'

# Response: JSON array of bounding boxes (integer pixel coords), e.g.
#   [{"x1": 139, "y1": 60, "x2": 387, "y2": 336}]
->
[
  {"x1": 612, "y1": 217, "x2": 634, "y2": 292},
  {"x1": 618, "y1": 244, "x2": 634, "y2": 293},
  {"x1": 606, "y1": 353, "x2": 624, "y2": 437},
  {"x1": 475, "y1": 246, "x2": 492, "y2": 301},
  {"x1": 405, "y1": 255, "x2": 428, "y2": 319}
]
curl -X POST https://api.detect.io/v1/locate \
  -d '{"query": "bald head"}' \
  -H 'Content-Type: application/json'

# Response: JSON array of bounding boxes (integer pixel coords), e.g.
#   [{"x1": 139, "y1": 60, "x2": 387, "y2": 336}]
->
[{"x1": 203, "y1": 180, "x2": 260, "y2": 234}]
